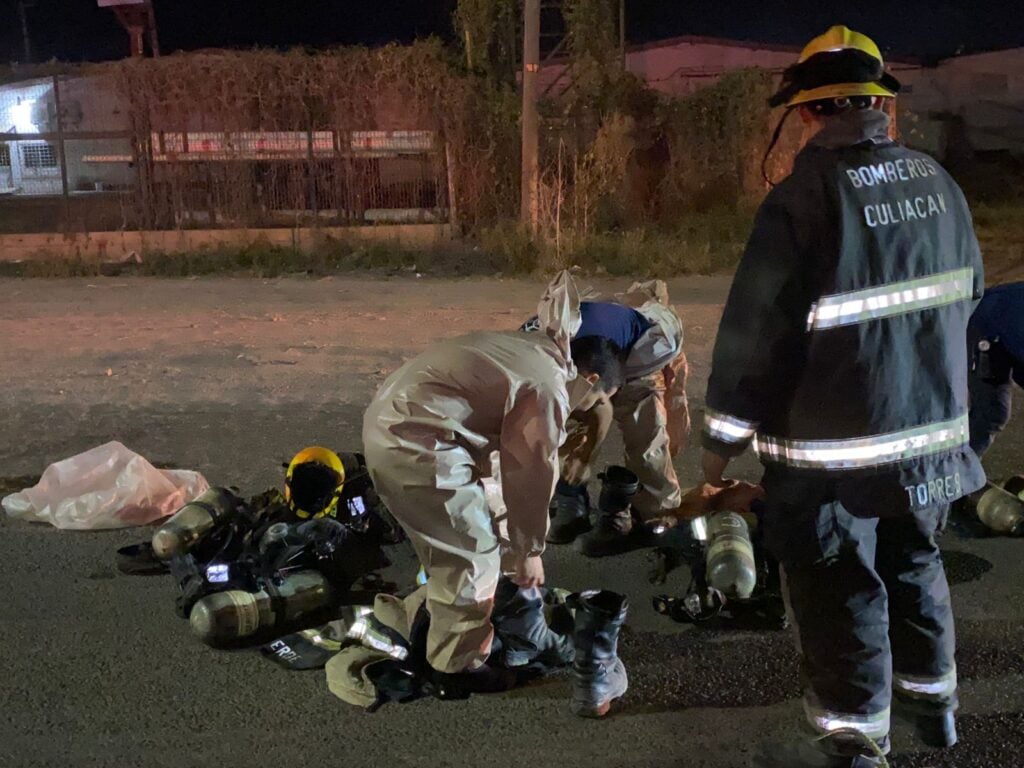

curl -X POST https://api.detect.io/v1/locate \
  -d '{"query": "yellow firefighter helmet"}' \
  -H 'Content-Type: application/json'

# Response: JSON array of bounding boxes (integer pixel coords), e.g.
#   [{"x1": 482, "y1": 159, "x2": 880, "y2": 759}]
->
[
  {"x1": 285, "y1": 446, "x2": 346, "y2": 519},
  {"x1": 770, "y1": 25, "x2": 901, "y2": 108}
]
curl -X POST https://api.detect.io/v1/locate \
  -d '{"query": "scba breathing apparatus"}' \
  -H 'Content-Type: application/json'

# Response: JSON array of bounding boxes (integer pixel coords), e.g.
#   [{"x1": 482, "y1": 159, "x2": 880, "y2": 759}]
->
[{"x1": 127, "y1": 447, "x2": 402, "y2": 645}]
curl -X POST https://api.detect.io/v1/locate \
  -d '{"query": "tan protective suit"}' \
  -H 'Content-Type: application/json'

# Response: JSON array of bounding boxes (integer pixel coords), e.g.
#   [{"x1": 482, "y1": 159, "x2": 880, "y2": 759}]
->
[
  {"x1": 567, "y1": 280, "x2": 689, "y2": 518},
  {"x1": 362, "y1": 273, "x2": 586, "y2": 674}
]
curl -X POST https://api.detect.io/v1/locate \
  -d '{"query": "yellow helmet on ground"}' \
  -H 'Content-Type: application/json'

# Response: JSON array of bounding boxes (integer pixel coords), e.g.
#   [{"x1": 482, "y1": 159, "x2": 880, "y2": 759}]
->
[
  {"x1": 285, "y1": 446, "x2": 346, "y2": 519},
  {"x1": 770, "y1": 25, "x2": 901, "y2": 108}
]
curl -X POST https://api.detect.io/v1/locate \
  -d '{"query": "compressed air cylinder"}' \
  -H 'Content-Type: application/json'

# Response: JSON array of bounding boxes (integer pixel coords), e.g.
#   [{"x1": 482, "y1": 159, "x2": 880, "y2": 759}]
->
[
  {"x1": 1003, "y1": 476, "x2": 1024, "y2": 500},
  {"x1": 705, "y1": 511, "x2": 757, "y2": 600},
  {"x1": 189, "y1": 570, "x2": 335, "y2": 646},
  {"x1": 151, "y1": 487, "x2": 242, "y2": 560},
  {"x1": 974, "y1": 484, "x2": 1024, "y2": 537}
]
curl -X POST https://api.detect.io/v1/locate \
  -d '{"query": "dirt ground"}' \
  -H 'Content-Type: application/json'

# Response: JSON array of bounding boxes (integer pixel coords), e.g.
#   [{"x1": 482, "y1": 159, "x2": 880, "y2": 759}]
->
[{"x1": 1, "y1": 276, "x2": 1023, "y2": 768}]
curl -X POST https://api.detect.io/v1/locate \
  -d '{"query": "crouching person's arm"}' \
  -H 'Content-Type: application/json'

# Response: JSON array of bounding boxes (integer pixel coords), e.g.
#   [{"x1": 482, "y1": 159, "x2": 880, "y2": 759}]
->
[
  {"x1": 664, "y1": 350, "x2": 690, "y2": 457},
  {"x1": 499, "y1": 383, "x2": 568, "y2": 588},
  {"x1": 561, "y1": 396, "x2": 613, "y2": 485}
]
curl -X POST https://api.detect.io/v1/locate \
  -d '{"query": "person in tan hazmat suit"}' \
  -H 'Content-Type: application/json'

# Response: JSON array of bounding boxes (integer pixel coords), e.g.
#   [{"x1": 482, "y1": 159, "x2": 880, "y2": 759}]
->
[
  {"x1": 362, "y1": 272, "x2": 625, "y2": 693},
  {"x1": 522, "y1": 280, "x2": 691, "y2": 556}
]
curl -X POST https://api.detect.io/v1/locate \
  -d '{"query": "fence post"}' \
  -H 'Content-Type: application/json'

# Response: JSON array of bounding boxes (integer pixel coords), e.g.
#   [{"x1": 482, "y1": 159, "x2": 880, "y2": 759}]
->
[
  {"x1": 521, "y1": 0, "x2": 540, "y2": 233},
  {"x1": 306, "y1": 122, "x2": 318, "y2": 225},
  {"x1": 445, "y1": 141, "x2": 459, "y2": 230},
  {"x1": 52, "y1": 75, "x2": 71, "y2": 229}
]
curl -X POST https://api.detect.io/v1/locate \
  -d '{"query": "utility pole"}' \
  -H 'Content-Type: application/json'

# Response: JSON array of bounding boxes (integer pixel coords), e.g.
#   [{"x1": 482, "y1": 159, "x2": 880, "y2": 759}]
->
[
  {"x1": 18, "y1": 1, "x2": 34, "y2": 64},
  {"x1": 101, "y1": 0, "x2": 160, "y2": 58},
  {"x1": 620, "y1": 0, "x2": 626, "y2": 68},
  {"x1": 521, "y1": 0, "x2": 540, "y2": 232}
]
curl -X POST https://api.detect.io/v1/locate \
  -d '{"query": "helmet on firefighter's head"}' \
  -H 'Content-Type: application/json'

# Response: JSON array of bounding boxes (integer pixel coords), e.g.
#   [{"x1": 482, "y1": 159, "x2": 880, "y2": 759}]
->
[
  {"x1": 770, "y1": 25, "x2": 901, "y2": 109},
  {"x1": 285, "y1": 446, "x2": 346, "y2": 520}
]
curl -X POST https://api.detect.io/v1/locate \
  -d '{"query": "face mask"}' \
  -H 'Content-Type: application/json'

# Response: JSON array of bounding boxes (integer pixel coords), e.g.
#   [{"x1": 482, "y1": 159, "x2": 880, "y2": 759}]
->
[{"x1": 567, "y1": 376, "x2": 596, "y2": 411}]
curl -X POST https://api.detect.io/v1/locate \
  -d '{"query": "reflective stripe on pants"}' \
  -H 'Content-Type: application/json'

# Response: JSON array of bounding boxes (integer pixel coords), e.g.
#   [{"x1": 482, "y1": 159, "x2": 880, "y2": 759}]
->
[
  {"x1": 804, "y1": 702, "x2": 891, "y2": 741},
  {"x1": 894, "y1": 666, "x2": 958, "y2": 702}
]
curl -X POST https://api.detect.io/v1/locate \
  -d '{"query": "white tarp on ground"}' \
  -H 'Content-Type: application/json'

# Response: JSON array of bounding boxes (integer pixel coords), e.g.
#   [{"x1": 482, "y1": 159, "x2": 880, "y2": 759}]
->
[{"x1": 2, "y1": 441, "x2": 208, "y2": 530}]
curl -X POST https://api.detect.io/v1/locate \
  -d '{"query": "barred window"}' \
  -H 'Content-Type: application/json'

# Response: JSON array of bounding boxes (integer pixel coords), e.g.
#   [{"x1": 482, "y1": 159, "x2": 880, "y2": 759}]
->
[
  {"x1": 0, "y1": 144, "x2": 10, "y2": 168},
  {"x1": 21, "y1": 143, "x2": 57, "y2": 169}
]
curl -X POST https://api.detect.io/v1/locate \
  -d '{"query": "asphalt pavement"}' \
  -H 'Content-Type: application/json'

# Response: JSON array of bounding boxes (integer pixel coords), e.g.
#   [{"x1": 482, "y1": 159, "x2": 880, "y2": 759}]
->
[{"x1": 1, "y1": 277, "x2": 1022, "y2": 768}]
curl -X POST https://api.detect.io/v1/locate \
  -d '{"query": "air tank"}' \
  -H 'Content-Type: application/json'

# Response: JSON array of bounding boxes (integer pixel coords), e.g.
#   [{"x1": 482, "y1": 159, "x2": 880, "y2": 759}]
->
[
  {"x1": 705, "y1": 511, "x2": 757, "y2": 600},
  {"x1": 189, "y1": 570, "x2": 335, "y2": 646},
  {"x1": 151, "y1": 487, "x2": 243, "y2": 560},
  {"x1": 974, "y1": 484, "x2": 1024, "y2": 537}
]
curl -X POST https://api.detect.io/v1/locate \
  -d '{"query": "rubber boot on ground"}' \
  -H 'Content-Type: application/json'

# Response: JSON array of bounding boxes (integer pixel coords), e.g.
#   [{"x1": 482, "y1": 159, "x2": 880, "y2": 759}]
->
[
  {"x1": 894, "y1": 696, "x2": 958, "y2": 749},
  {"x1": 429, "y1": 663, "x2": 517, "y2": 699},
  {"x1": 568, "y1": 590, "x2": 628, "y2": 718},
  {"x1": 491, "y1": 578, "x2": 574, "y2": 668},
  {"x1": 753, "y1": 733, "x2": 890, "y2": 768},
  {"x1": 577, "y1": 466, "x2": 641, "y2": 558},
  {"x1": 577, "y1": 510, "x2": 636, "y2": 557},
  {"x1": 547, "y1": 480, "x2": 591, "y2": 544}
]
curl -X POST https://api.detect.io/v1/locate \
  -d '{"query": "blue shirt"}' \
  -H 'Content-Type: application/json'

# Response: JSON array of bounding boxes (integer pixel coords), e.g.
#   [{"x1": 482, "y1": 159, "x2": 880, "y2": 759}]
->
[
  {"x1": 970, "y1": 281, "x2": 1024, "y2": 363},
  {"x1": 575, "y1": 302, "x2": 651, "y2": 353}
]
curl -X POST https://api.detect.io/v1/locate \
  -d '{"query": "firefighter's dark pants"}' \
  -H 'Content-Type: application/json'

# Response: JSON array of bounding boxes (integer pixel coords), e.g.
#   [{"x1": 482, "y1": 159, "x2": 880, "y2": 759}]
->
[{"x1": 763, "y1": 480, "x2": 957, "y2": 742}]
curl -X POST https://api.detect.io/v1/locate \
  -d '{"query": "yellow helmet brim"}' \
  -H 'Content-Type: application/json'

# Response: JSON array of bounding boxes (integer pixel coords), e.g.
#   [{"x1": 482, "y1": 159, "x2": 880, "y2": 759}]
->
[{"x1": 786, "y1": 80, "x2": 897, "y2": 108}]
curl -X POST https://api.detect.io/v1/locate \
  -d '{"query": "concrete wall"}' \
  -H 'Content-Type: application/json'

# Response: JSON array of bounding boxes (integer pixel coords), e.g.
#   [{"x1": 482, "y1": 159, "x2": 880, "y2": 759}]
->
[
  {"x1": 626, "y1": 39, "x2": 797, "y2": 96},
  {"x1": 540, "y1": 37, "x2": 1024, "y2": 158},
  {"x1": 0, "y1": 224, "x2": 453, "y2": 262},
  {"x1": 896, "y1": 50, "x2": 1024, "y2": 155}
]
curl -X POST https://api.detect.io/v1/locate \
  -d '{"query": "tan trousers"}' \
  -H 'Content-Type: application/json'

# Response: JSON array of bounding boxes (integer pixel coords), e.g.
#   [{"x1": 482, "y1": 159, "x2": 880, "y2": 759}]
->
[
  {"x1": 364, "y1": 439, "x2": 502, "y2": 674},
  {"x1": 609, "y1": 369, "x2": 683, "y2": 518}
]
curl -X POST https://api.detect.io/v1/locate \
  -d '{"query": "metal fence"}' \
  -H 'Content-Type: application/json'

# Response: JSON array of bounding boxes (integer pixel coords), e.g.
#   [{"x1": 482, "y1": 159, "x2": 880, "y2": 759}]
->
[{"x1": 0, "y1": 74, "x2": 450, "y2": 234}]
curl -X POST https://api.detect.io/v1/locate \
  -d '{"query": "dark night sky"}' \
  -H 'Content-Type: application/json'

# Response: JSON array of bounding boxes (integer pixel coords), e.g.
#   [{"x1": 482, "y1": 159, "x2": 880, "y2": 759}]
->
[{"x1": 3, "y1": 1, "x2": 1023, "y2": 66}]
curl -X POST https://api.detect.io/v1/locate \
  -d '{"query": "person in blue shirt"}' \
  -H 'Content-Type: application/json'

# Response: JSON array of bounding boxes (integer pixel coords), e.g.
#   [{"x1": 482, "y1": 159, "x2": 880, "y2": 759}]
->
[
  {"x1": 968, "y1": 281, "x2": 1024, "y2": 457},
  {"x1": 522, "y1": 280, "x2": 689, "y2": 556}
]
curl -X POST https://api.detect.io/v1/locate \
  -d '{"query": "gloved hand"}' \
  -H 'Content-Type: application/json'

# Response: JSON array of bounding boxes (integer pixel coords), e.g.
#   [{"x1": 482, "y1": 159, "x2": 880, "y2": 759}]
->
[
  {"x1": 511, "y1": 554, "x2": 545, "y2": 589},
  {"x1": 648, "y1": 479, "x2": 765, "y2": 528},
  {"x1": 560, "y1": 397, "x2": 612, "y2": 483}
]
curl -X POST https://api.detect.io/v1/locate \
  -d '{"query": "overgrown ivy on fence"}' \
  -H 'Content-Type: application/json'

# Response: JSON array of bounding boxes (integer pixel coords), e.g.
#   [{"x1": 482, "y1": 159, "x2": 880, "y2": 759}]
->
[
  {"x1": 5, "y1": 42, "x2": 800, "y2": 243},
  {"x1": 110, "y1": 41, "x2": 519, "y2": 229}
]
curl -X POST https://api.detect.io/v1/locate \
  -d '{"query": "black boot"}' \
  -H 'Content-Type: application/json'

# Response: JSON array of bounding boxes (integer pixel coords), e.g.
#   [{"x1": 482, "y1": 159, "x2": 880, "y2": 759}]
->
[
  {"x1": 429, "y1": 663, "x2": 517, "y2": 699},
  {"x1": 568, "y1": 590, "x2": 628, "y2": 718},
  {"x1": 914, "y1": 712, "x2": 957, "y2": 749},
  {"x1": 577, "y1": 466, "x2": 640, "y2": 558},
  {"x1": 753, "y1": 734, "x2": 890, "y2": 768},
  {"x1": 491, "y1": 578, "x2": 574, "y2": 668},
  {"x1": 547, "y1": 480, "x2": 591, "y2": 544},
  {"x1": 894, "y1": 697, "x2": 958, "y2": 749}
]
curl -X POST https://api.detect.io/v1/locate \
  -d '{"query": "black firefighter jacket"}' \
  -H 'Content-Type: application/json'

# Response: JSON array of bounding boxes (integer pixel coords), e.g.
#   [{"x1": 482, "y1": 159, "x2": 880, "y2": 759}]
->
[{"x1": 702, "y1": 109, "x2": 986, "y2": 517}]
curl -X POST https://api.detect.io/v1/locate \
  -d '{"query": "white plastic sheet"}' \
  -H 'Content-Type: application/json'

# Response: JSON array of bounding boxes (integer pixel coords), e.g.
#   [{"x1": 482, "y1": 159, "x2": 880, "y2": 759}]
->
[{"x1": 2, "y1": 441, "x2": 209, "y2": 530}]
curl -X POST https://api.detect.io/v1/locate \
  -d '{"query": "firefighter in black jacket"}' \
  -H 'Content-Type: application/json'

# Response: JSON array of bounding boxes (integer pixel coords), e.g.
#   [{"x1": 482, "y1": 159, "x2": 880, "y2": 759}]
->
[{"x1": 701, "y1": 27, "x2": 986, "y2": 768}]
